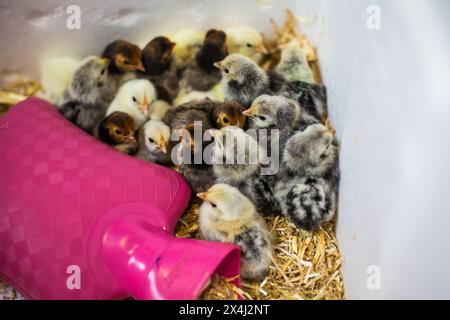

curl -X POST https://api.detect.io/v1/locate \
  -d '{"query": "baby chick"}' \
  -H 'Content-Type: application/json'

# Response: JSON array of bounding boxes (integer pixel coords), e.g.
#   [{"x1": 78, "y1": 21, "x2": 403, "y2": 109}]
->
[
  {"x1": 276, "y1": 39, "x2": 315, "y2": 83},
  {"x1": 179, "y1": 29, "x2": 228, "y2": 92},
  {"x1": 212, "y1": 101, "x2": 246, "y2": 129},
  {"x1": 209, "y1": 127, "x2": 279, "y2": 216},
  {"x1": 274, "y1": 124, "x2": 340, "y2": 230},
  {"x1": 225, "y1": 26, "x2": 268, "y2": 63},
  {"x1": 106, "y1": 79, "x2": 157, "y2": 127},
  {"x1": 142, "y1": 36, "x2": 179, "y2": 103},
  {"x1": 173, "y1": 123, "x2": 215, "y2": 195},
  {"x1": 170, "y1": 29, "x2": 205, "y2": 65},
  {"x1": 39, "y1": 56, "x2": 83, "y2": 105},
  {"x1": 58, "y1": 57, "x2": 116, "y2": 134},
  {"x1": 209, "y1": 126, "x2": 262, "y2": 187},
  {"x1": 198, "y1": 184, "x2": 272, "y2": 281},
  {"x1": 243, "y1": 95, "x2": 311, "y2": 148},
  {"x1": 214, "y1": 54, "x2": 285, "y2": 108},
  {"x1": 163, "y1": 99, "x2": 244, "y2": 130},
  {"x1": 102, "y1": 39, "x2": 145, "y2": 75},
  {"x1": 162, "y1": 100, "x2": 215, "y2": 131},
  {"x1": 96, "y1": 111, "x2": 138, "y2": 155},
  {"x1": 136, "y1": 119, "x2": 171, "y2": 165}
]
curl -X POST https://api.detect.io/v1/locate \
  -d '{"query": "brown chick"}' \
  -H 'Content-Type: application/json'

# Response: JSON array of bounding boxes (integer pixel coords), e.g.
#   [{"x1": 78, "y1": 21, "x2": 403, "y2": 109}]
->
[
  {"x1": 213, "y1": 101, "x2": 246, "y2": 129},
  {"x1": 178, "y1": 29, "x2": 228, "y2": 92},
  {"x1": 96, "y1": 111, "x2": 138, "y2": 155},
  {"x1": 142, "y1": 36, "x2": 180, "y2": 103},
  {"x1": 173, "y1": 122, "x2": 215, "y2": 196},
  {"x1": 102, "y1": 39, "x2": 145, "y2": 75},
  {"x1": 163, "y1": 100, "x2": 244, "y2": 130}
]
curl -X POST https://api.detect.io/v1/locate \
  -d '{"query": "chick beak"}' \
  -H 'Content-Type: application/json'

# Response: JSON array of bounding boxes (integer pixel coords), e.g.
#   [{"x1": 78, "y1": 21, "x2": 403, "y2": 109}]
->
[
  {"x1": 242, "y1": 106, "x2": 256, "y2": 117},
  {"x1": 158, "y1": 140, "x2": 167, "y2": 154},
  {"x1": 325, "y1": 118, "x2": 336, "y2": 135},
  {"x1": 213, "y1": 61, "x2": 222, "y2": 70},
  {"x1": 256, "y1": 44, "x2": 269, "y2": 55},
  {"x1": 196, "y1": 192, "x2": 208, "y2": 201},
  {"x1": 140, "y1": 97, "x2": 149, "y2": 115},
  {"x1": 127, "y1": 135, "x2": 136, "y2": 143}
]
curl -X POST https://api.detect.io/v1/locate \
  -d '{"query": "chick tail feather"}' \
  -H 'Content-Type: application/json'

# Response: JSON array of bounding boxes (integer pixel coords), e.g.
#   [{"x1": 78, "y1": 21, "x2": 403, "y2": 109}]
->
[{"x1": 282, "y1": 180, "x2": 331, "y2": 231}]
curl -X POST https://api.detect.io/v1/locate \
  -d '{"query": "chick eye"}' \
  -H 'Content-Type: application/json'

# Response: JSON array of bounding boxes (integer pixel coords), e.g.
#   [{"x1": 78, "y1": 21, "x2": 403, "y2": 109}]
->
[
  {"x1": 258, "y1": 115, "x2": 266, "y2": 121},
  {"x1": 224, "y1": 68, "x2": 229, "y2": 74},
  {"x1": 210, "y1": 202, "x2": 217, "y2": 208},
  {"x1": 148, "y1": 138, "x2": 155, "y2": 144},
  {"x1": 100, "y1": 68, "x2": 106, "y2": 75},
  {"x1": 223, "y1": 117, "x2": 229, "y2": 123},
  {"x1": 123, "y1": 59, "x2": 130, "y2": 65},
  {"x1": 246, "y1": 43, "x2": 253, "y2": 48},
  {"x1": 132, "y1": 96, "x2": 137, "y2": 103},
  {"x1": 115, "y1": 129, "x2": 123, "y2": 135}
]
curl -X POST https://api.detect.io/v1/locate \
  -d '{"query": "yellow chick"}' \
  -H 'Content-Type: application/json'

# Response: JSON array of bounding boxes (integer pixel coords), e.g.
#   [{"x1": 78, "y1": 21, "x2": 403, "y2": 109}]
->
[
  {"x1": 149, "y1": 100, "x2": 171, "y2": 121},
  {"x1": 39, "y1": 56, "x2": 85, "y2": 105},
  {"x1": 198, "y1": 184, "x2": 272, "y2": 282},
  {"x1": 225, "y1": 26, "x2": 268, "y2": 63},
  {"x1": 170, "y1": 29, "x2": 205, "y2": 64},
  {"x1": 173, "y1": 82, "x2": 225, "y2": 107}
]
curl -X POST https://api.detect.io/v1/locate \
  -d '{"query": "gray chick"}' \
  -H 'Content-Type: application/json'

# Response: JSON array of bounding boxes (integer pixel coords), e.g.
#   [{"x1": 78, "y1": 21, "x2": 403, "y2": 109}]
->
[
  {"x1": 209, "y1": 126, "x2": 280, "y2": 216},
  {"x1": 276, "y1": 39, "x2": 315, "y2": 83},
  {"x1": 58, "y1": 57, "x2": 116, "y2": 134},
  {"x1": 214, "y1": 53, "x2": 286, "y2": 108},
  {"x1": 178, "y1": 29, "x2": 228, "y2": 92},
  {"x1": 209, "y1": 126, "x2": 261, "y2": 195},
  {"x1": 198, "y1": 183, "x2": 272, "y2": 282},
  {"x1": 162, "y1": 100, "x2": 215, "y2": 132},
  {"x1": 274, "y1": 124, "x2": 340, "y2": 230},
  {"x1": 243, "y1": 94, "x2": 318, "y2": 150}
]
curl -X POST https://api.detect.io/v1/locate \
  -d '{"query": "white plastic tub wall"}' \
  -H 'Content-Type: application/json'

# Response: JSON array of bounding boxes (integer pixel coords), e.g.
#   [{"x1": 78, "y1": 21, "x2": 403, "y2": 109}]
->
[{"x1": 0, "y1": 0, "x2": 449, "y2": 299}]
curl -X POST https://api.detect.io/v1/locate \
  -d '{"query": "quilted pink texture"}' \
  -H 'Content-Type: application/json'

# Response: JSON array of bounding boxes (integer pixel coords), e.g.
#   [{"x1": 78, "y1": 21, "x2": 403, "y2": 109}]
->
[{"x1": 0, "y1": 98, "x2": 240, "y2": 300}]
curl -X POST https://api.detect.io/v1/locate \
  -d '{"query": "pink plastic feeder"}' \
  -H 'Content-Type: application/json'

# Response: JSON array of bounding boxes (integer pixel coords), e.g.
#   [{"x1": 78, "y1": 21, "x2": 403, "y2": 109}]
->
[{"x1": 0, "y1": 98, "x2": 240, "y2": 300}]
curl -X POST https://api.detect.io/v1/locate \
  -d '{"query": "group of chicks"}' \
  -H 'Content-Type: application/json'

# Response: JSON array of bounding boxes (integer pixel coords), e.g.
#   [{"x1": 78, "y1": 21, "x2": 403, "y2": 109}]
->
[{"x1": 44, "y1": 25, "x2": 339, "y2": 282}]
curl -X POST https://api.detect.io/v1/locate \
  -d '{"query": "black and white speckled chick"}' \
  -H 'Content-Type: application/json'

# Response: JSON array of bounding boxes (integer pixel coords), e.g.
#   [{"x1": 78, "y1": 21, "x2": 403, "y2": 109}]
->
[
  {"x1": 142, "y1": 36, "x2": 180, "y2": 103},
  {"x1": 179, "y1": 29, "x2": 228, "y2": 92},
  {"x1": 274, "y1": 124, "x2": 340, "y2": 230},
  {"x1": 283, "y1": 80, "x2": 328, "y2": 122},
  {"x1": 198, "y1": 184, "x2": 272, "y2": 282},
  {"x1": 58, "y1": 57, "x2": 116, "y2": 134},
  {"x1": 210, "y1": 126, "x2": 280, "y2": 216},
  {"x1": 214, "y1": 54, "x2": 286, "y2": 108}
]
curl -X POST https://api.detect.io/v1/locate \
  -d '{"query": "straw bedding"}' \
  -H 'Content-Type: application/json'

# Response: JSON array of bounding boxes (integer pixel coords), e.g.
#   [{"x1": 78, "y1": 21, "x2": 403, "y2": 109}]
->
[{"x1": 0, "y1": 10, "x2": 344, "y2": 300}]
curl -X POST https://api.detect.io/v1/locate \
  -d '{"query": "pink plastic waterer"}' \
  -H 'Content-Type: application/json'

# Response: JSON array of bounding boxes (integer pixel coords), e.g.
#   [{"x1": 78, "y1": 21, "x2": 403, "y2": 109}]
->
[{"x1": 0, "y1": 98, "x2": 240, "y2": 300}]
